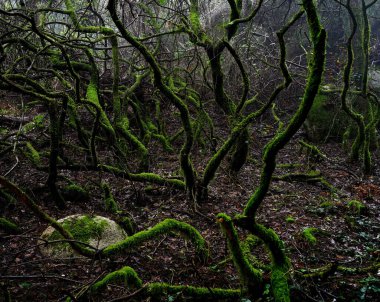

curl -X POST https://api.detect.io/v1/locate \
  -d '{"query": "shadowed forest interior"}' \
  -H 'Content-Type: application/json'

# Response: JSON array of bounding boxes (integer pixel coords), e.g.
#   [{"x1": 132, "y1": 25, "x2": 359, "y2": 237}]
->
[{"x1": 0, "y1": 0, "x2": 379, "y2": 301}]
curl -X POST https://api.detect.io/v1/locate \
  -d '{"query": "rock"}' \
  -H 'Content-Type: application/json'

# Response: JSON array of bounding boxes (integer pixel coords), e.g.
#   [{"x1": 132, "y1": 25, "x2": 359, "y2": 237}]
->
[
  {"x1": 304, "y1": 94, "x2": 349, "y2": 142},
  {"x1": 39, "y1": 214, "x2": 127, "y2": 258},
  {"x1": 369, "y1": 68, "x2": 380, "y2": 92}
]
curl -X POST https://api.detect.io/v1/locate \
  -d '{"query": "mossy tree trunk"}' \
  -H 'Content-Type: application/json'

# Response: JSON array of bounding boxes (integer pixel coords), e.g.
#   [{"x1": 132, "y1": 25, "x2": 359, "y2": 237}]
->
[
  {"x1": 338, "y1": 0, "x2": 378, "y2": 173},
  {"x1": 231, "y1": 1, "x2": 327, "y2": 300},
  {"x1": 187, "y1": 0, "x2": 265, "y2": 175},
  {"x1": 107, "y1": 0, "x2": 197, "y2": 198},
  {"x1": 46, "y1": 101, "x2": 66, "y2": 209}
]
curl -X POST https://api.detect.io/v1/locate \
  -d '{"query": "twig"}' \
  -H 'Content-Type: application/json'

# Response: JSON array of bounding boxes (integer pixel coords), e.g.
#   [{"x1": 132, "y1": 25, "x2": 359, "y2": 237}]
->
[
  {"x1": 107, "y1": 285, "x2": 147, "y2": 302},
  {"x1": 0, "y1": 274, "x2": 83, "y2": 284}
]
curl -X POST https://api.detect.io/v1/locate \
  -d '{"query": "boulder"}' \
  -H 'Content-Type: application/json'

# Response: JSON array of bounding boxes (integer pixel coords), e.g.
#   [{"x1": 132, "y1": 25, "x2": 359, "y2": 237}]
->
[
  {"x1": 369, "y1": 68, "x2": 380, "y2": 92},
  {"x1": 39, "y1": 214, "x2": 127, "y2": 258},
  {"x1": 304, "y1": 93, "x2": 349, "y2": 142}
]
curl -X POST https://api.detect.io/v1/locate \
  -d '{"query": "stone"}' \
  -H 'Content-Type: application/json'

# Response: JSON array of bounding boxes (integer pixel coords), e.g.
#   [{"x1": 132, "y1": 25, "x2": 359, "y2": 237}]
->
[
  {"x1": 369, "y1": 68, "x2": 380, "y2": 92},
  {"x1": 39, "y1": 214, "x2": 127, "y2": 258}
]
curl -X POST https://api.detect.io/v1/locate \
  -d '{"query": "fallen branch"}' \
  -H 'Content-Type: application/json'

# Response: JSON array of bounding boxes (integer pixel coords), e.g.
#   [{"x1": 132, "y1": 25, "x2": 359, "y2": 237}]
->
[{"x1": 0, "y1": 115, "x2": 33, "y2": 127}]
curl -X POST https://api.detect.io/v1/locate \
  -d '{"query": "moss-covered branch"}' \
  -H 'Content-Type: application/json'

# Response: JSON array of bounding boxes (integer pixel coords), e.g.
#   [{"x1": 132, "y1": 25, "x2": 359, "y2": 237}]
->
[
  {"x1": 0, "y1": 217, "x2": 21, "y2": 234},
  {"x1": 88, "y1": 270, "x2": 242, "y2": 301},
  {"x1": 338, "y1": 1, "x2": 366, "y2": 161},
  {"x1": 297, "y1": 261, "x2": 380, "y2": 278},
  {"x1": 235, "y1": 216, "x2": 291, "y2": 302},
  {"x1": 102, "y1": 182, "x2": 119, "y2": 213},
  {"x1": 244, "y1": 1, "x2": 326, "y2": 217},
  {"x1": 90, "y1": 266, "x2": 142, "y2": 293},
  {"x1": 107, "y1": 0, "x2": 196, "y2": 197},
  {"x1": 196, "y1": 7, "x2": 305, "y2": 201},
  {"x1": 217, "y1": 213, "x2": 263, "y2": 298},
  {"x1": 102, "y1": 218, "x2": 208, "y2": 262}
]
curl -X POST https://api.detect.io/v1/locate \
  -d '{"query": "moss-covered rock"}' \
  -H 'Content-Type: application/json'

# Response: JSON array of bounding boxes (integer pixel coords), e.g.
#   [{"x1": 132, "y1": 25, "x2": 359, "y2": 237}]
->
[
  {"x1": 39, "y1": 214, "x2": 127, "y2": 258},
  {"x1": 304, "y1": 94, "x2": 349, "y2": 142},
  {"x1": 369, "y1": 67, "x2": 380, "y2": 92}
]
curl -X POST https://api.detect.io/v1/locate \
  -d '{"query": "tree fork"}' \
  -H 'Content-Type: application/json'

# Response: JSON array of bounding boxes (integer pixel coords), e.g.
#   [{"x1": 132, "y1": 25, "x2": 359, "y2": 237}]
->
[
  {"x1": 107, "y1": 0, "x2": 197, "y2": 198},
  {"x1": 244, "y1": 2, "x2": 326, "y2": 217}
]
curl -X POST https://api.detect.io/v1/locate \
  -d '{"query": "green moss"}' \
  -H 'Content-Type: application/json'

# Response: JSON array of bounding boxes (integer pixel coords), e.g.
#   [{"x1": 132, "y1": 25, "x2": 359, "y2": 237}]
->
[
  {"x1": 189, "y1": 10, "x2": 201, "y2": 33},
  {"x1": 0, "y1": 189, "x2": 15, "y2": 207},
  {"x1": 230, "y1": 129, "x2": 249, "y2": 172},
  {"x1": 319, "y1": 201, "x2": 334, "y2": 208},
  {"x1": 86, "y1": 83, "x2": 116, "y2": 140},
  {"x1": 299, "y1": 263, "x2": 338, "y2": 279},
  {"x1": 347, "y1": 200, "x2": 366, "y2": 214},
  {"x1": 21, "y1": 114, "x2": 45, "y2": 133},
  {"x1": 116, "y1": 117, "x2": 148, "y2": 164},
  {"x1": 25, "y1": 142, "x2": 41, "y2": 166},
  {"x1": 302, "y1": 227, "x2": 319, "y2": 245},
  {"x1": 299, "y1": 140, "x2": 326, "y2": 161},
  {"x1": 108, "y1": 0, "x2": 197, "y2": 196},
  {"x1": 147, "y1": 282, "x2": 241, "y2": 300},
  {"x1": 48, "y1": 215, "x2": 108, "y2": 245},
  {"x1": 91, "y1": 266, "x2": 142, "y2": 293},
  {"x1": 250, "y1": 222, "x2": 290, "y2": 270},
  {"x1": 271, "y1": 265, "x2": 290, "y2": 302},
  {"x1": 102, "y1": 183, "x2": 119, "y2": 213},
  {"x1": 0, "y1": 127, "x2": 8, "y2": 135},
  {"x1": 241, "y1": 235, "x2": 270, "y2": 271},
  {"x1": 243, "y1": 1, "x2": 326, "y2": 217},
  {"x1": 0, "y1": 217, "x2": 21, "y2": 234},
  {"x1": 285, "y1": 216, "x2": 295, "y2": 223},
  {"x1": 217, "y1": 213, "x2": 263, "y2": 297},
  {"x1": 129, "y1": 172, "x2": 185, "y2": 189},
  {"x1": 103, "y1": 219, "x2": 208, "y2": 262},
  {"x1": 117, "y1": 216, "x2": 135, "y2": 236},
  {"x1": 304, "y1": 94, "x2": 349, "y2": 142},
  {"x1": 61, "y1": 184, "x2": 89, "y2": 202},
  {"x1": 151, "y1": 133, "x2": 173, "y2": 152}
]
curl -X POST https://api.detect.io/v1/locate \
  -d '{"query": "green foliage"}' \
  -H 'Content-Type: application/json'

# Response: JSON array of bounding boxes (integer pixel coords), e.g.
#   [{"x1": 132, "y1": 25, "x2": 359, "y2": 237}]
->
[
  {"x1": 22, "y1": 114, "x2": 45, "y2": 133},
  {"x1": 347, "y1": 200, "x2": 366, "y2": 214},
  {"x1": 189, "y1": 10, "x2": 201, "y2": 33},
  {"x1": 285, "y1": 216, "x2": 295, "y2": 223},
  {"x1": 302, "y1": 227, "x2": 319, "y2": 245},
  {"x1": 91, "y1": 266, "x2": 142, "y2": 293}
]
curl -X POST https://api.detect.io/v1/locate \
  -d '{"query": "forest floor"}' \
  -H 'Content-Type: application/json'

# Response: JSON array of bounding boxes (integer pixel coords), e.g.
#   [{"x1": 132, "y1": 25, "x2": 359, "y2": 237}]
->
[{"x1": 0, "y1": 97, "x2": 380, "y2": 302}]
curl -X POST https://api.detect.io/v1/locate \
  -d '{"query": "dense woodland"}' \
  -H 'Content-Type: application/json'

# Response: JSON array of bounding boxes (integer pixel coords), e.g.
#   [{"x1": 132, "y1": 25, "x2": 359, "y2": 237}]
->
[{"x1": 0, "y1": 0, "x2": 379, "y2": 301}]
